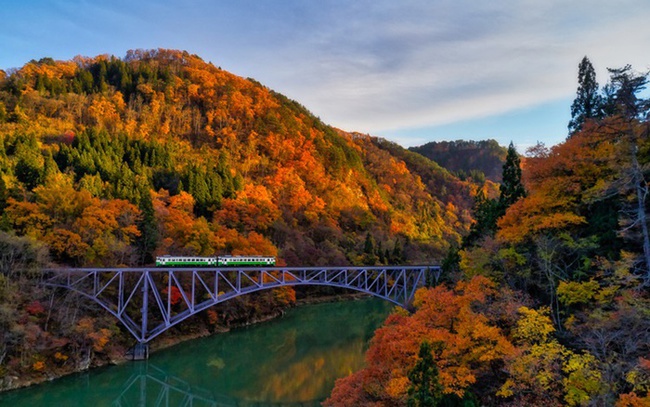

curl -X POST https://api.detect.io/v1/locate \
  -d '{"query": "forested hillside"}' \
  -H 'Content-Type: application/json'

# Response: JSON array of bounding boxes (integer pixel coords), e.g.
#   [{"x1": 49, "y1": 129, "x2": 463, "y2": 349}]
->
[
  {"x1": 0, "y1": 49, "x2": 473, "y2": 267},
  {"x1": 326, "y1": 59, "x2": 650, "y2": 406},
  {"x1": 410, "y1": 139, "x2": 507, "y2": 182},
  {"x1": 0, "y1": 49, "x2": 475, "y2": 389}
]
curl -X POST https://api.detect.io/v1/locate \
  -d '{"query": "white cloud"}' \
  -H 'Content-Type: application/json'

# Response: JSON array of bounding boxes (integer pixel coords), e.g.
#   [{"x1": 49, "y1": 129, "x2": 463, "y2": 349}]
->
[
  {"x1": 1, "y1": 0, "x2": 649, "y2": 146},
  {"x1": 242, "y1": 0, "x2": 650, "y2": 137}
]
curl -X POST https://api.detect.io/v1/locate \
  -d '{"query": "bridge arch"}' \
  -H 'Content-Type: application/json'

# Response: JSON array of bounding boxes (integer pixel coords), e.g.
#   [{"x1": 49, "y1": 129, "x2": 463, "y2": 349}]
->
[{"x1": 45, "y1": 266, "x2": 436, "y2": 344}]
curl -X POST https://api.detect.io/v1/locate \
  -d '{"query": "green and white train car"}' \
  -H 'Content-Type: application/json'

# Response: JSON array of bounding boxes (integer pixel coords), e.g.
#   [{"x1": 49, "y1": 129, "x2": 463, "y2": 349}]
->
[
  {"x1": 217, "y1": 255, "x2": 275, "y2": 267},
  {"x1": 155, "y1": 255, "x2": 275, "y2": 267},
  {"x1": 155, "y1": 256, "x2": 217, "y2": 267}
]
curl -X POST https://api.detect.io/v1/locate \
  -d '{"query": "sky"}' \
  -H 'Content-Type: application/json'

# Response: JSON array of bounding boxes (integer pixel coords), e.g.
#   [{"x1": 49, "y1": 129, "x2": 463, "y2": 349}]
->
[{"x1": 1, "y1": 0, "x2": 650, "y2": 151}]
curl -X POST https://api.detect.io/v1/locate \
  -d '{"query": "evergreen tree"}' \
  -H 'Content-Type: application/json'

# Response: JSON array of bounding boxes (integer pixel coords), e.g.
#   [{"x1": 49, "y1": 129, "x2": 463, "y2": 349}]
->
[
  {"x1": 463, "y1": 142, "x2": 525, "y2": 248},
  {"x1": 186, "y1": 166, "x2": 211, "y2": 217},
  {"x1": 42, "y1": 150, "x2": 60, "y2": 181},
  {"x1": 377, "y1": 241, "x2": 385, "y2": 264},
  {"x1": 441, "y1": 245, "x2": 461, "y2": 277},
  {"x1": 364, "y1": 232, "x2": 375, "y2": 254},
  {"x1": 407, "y1": 341, "x2": 443, "y2": 407},
  {"x1": 363, "y1": 232, "x2": 377, "y2": 264},
  {"x1": 498, "y1": 142, "x2": 526, "y2": 210},
  {"x1": 136, "y1": 188, "x2": 158, "y2": 265},
  {"x1": 462, "y1": 191, "x2": 500, "y2": 247},
  {"x1": 15, "y1": 152, "x2": 43, "y2": 190},
  {"x1": 392, "y1": 239, "x2": 404, "y2": 263},
  {"x1": 569, "y1": 56, "x2": 602, "y2": 135},
  {"x1": 602, "y1": 65, "x2": 649, "y2": 119}
]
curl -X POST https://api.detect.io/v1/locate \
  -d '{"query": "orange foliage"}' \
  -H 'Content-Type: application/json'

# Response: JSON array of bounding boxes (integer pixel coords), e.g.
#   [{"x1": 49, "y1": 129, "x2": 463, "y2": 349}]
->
[
  {"x1": 617, "y1": 392, "x2": 650, "y2": 407},
  {"x1": 44, "y1": 228, "x2": 90, "y2": 263},
  {"x1": 206, "y1": 309, "x2": 219, "y2": 325},
  {"x1": 272, "y1": 286, "x2": 296, "y2": 306},
  {"x1": 73, "y1": 317, "x2": 112, "y2": 353},
  {"x1": 162, "y1": 286, "x2": 184, "y2": 306},
  {"x1": 88, "y1": 328, "x2": 112, "y2": 352},
  {"x1": 153, "y1": 190, "x2": 223, "y2": 255},
  {"x1": 497, "y1": 192, "x2": 586, "y2": 244},
  {"x1": 1, "y1": 49, "x2": 472, "y2": 272},
  {"x1": 5, "y1": 199, "x2": 54, "y2": 237},
  {"x1": 498, "y1": 123, "x2": 626, "y2": 245},
  {"x1": 32, "y1": 360, "x2": 45, "y2": 372},
  {"x1": 326, "y1": 276, "x2": 514, "y2": 405},
  {"x1": 214, "y1": 184, "x2": 281, "y2": 232}
]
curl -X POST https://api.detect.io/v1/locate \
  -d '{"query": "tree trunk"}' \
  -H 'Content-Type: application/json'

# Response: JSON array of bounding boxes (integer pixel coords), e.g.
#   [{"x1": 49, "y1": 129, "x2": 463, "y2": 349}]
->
[{"x1": 631, "y1": 148, "x2": 650, "y2": 283}]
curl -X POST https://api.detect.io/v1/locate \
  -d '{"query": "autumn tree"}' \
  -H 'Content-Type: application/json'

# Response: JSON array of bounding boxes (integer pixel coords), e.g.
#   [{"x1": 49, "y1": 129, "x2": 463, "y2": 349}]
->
[
  {"x1": 498, "y1": 306, "x2": 602, "y2": 406},
  {"x1": 326, "y1": 276, "x2": 514, "y2": 406}
]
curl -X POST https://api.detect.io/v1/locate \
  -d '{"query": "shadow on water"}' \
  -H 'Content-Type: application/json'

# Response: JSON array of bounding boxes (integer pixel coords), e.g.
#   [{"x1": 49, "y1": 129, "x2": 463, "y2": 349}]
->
[{"x1": 0, "y1": 299, "x2": 393, "y2": 407}]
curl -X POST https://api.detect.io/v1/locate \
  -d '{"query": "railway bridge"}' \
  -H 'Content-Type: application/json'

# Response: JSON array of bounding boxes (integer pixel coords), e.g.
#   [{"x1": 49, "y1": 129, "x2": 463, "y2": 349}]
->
[{"x1": 44, "y1": 265, "x2": 439, "y2": 358}]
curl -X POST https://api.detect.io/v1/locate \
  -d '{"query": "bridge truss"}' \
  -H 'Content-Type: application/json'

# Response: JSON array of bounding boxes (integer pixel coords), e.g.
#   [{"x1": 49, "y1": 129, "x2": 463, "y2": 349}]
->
[{"x1": 45, "y1": 266, "x2": 437, "y2": 344}]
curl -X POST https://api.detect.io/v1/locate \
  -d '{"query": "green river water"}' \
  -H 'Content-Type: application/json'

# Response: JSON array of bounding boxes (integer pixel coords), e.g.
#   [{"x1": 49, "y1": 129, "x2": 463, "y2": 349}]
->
[{"x1": 0, "y1": 298, "x2": 393, "y2": 407}]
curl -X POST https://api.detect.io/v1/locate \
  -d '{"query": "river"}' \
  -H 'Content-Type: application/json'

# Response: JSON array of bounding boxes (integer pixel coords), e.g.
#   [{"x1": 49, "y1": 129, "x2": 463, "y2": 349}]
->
[{"x1": 0, "y1": 298, "x2": 393, "y2": 406}]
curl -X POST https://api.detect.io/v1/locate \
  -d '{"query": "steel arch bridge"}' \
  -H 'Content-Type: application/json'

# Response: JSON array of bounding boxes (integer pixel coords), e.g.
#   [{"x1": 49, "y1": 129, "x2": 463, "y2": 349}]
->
[{"x1": 44, "y1": 265, "x2": 438, "y2": 345}]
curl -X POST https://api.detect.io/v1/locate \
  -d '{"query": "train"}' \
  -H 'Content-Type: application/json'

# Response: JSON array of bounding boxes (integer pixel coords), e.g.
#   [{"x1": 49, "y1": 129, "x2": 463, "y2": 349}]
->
[{"x1": 155, "y1": 255, "x2": 276, "y2": 267}]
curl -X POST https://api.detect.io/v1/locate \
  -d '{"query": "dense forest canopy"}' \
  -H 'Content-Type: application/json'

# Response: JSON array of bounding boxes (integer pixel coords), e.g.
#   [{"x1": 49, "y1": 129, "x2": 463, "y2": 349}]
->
[
  {"x1": 0, "y1": 49, "x2": 476, "y2": 268},
  {"x1": 409, "y1": 139, "x2": 508, "y2": 183}
]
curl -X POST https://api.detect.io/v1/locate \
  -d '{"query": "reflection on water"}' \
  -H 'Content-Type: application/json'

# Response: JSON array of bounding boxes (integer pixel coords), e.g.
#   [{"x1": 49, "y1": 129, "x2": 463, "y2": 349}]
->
[
  {"x1": 114, "y1": 363, "x2": 319, "y2": 407},
  {"x1": 0, "y1": 299, "x2": 392, "y2": 406}
]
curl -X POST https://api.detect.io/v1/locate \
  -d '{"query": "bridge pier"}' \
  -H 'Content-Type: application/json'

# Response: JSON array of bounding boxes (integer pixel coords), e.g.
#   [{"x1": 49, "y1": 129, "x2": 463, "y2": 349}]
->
[{"x1": 130, "y1": 343, "x2": 149, "y2": 360}]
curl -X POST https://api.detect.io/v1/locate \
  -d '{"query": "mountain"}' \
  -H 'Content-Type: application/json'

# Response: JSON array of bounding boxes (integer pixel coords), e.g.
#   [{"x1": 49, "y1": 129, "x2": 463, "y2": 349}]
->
[
  {"x1": 0, "y1": 48, "x2": 480, "y2": 390},
  {"x1": 0, "y1": 49, "x2": 475, "y2": 268},
  {"x1": 409, "y1": 139, "x2": 508, "y2": 183}
]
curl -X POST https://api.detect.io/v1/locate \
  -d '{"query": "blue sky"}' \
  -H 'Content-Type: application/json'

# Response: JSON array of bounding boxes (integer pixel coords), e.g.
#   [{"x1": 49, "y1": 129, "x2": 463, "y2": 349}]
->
[{"x1": 2, "y1": 0, "x2": 650, "y2": 151}]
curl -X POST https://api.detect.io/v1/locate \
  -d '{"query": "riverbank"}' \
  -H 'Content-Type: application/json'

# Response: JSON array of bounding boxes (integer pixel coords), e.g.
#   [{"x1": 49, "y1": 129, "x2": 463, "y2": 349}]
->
[
  {"x1": 0, "y1": 291, "x2": 374, "y2": 393},
  {"x1": 0, "y1": 297, "x2": 393, "y2": 406}
]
